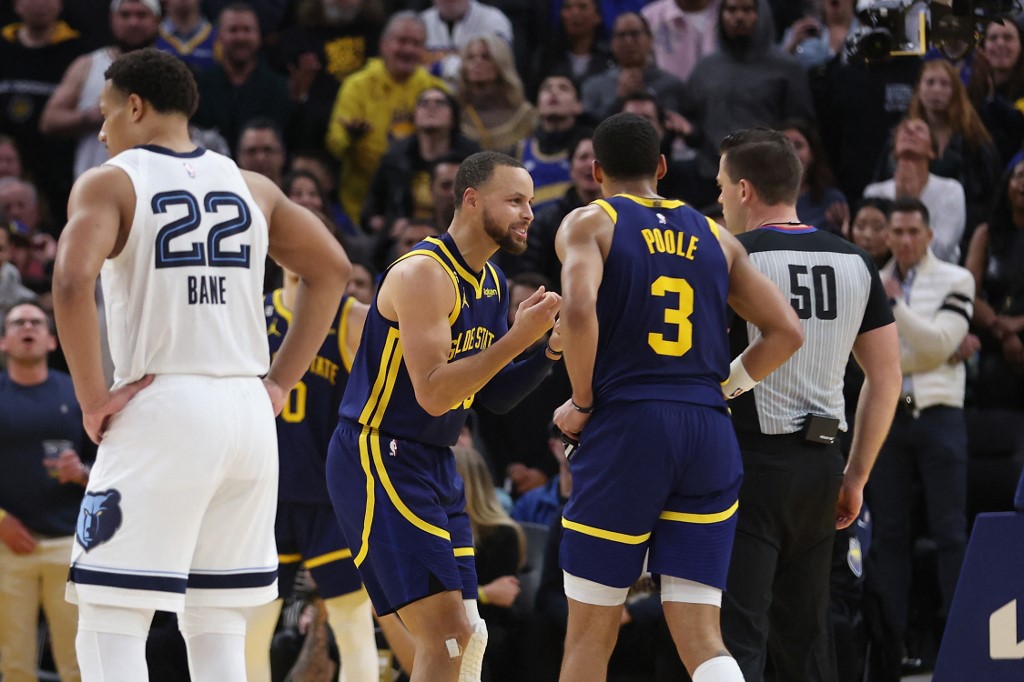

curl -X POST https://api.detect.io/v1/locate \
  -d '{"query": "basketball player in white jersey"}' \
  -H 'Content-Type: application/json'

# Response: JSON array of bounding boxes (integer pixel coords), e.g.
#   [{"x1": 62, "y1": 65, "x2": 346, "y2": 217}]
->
[{"x1": 51, "y1": 48, "x2": 350, "y2": 682}]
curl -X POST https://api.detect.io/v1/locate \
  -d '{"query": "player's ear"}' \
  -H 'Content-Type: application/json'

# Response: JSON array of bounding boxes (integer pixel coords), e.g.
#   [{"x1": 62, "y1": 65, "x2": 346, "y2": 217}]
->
[
  {"x1": 592, "y1": 160, "x2": 604, "y2": 185},
  {"x1": 462, "y1": 187, "x2": 477, "y2": 209},
  {"x1": 127, "y1": 94, "x2": 144, "y2": 121},
  {"x1": 656, "y1": 154, "x2": 667, "y2": 181}
]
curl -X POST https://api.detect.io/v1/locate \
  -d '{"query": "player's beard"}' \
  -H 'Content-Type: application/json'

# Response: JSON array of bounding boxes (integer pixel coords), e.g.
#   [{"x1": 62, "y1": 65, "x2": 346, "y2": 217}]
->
[{"x1": 483, "y1": 205, "x2": 527, "y2": 255}]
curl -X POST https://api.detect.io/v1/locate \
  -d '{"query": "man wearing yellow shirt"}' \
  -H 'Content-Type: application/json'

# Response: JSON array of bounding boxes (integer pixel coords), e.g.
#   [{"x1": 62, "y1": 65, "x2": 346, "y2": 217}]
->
[{"x1": 325, "y1": 11, "x2": 447, "y2": 231}]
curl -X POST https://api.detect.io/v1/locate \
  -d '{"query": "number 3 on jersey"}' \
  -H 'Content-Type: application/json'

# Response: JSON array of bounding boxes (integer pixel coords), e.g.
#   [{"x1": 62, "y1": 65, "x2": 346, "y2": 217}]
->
[{"x1": 648, "y1": 275, "x2": 694, "y2": 357}]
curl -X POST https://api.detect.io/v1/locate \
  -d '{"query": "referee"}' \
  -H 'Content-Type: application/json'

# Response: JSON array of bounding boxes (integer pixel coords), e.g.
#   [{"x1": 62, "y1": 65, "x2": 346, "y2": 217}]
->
[{"x1": 715, "y1": 129, "x2": 902, "y2": 682}]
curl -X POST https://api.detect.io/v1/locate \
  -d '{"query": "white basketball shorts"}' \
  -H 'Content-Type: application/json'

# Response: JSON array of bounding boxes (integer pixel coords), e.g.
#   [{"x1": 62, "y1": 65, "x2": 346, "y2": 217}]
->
[{"x1": 66, "y1": 375, "x2": 279, "y2": 612}]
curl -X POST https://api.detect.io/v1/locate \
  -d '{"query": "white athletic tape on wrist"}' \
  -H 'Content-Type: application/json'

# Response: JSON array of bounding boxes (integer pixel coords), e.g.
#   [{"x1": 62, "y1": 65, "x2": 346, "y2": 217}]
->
[{"x1": 721, "y1": 355, "x2": 758, "y2": 399}]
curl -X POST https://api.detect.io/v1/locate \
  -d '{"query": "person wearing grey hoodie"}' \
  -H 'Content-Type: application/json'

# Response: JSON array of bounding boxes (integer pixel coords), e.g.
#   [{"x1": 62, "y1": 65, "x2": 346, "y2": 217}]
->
[{"x1": 686, "y1": 0, "x2": 815, "y2": 207}]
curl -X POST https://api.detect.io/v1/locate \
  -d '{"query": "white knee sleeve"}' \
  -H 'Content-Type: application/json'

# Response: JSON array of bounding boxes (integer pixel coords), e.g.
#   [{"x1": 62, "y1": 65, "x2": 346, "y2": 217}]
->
[
  {"x1": 179, "y1": 606, "x2": 248, "y2": 682},
  {"x1": 463, "y1": 598, "x2": 482, "y2": 626},
  {"x1": 693, "y1": 655, "x2": 744, "y2": 681},
  {"x1": 563, "y1": 571, "x2": 630, "y2": 606},
  {"x1": 660, "y1": 575, "x2": 722, "y2": 606},
  {"x1": 76, "y1": 604, "x2": 154, "y2": 682}
]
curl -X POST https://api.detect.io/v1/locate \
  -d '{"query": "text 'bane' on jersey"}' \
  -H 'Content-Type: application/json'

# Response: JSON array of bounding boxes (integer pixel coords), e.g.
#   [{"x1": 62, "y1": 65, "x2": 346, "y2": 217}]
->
[
  {"x1": 267, "y1": 291, "x2": 356, "y2": 503},
  {"x1": 592, "y1": 194, "x2": 729, "y2": 407},
  {"x1": 339, "y1": 233, "x2": 509, "y2": 447},
  {"x1": 101, "y1": 146, "x2": 269, "y2": 384}
]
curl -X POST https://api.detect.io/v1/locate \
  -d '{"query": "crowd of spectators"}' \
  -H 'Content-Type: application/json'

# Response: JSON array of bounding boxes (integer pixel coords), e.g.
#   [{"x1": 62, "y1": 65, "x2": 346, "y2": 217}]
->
[{"x1": 4, "y1": 0, "x2": 1024, "y2": 679}]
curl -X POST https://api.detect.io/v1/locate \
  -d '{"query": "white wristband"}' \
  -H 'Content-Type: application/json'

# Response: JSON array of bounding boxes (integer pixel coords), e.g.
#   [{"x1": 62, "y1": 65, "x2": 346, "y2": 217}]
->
[{"x1": 721, "y1": 355, "x2": 758, "y2": 399}]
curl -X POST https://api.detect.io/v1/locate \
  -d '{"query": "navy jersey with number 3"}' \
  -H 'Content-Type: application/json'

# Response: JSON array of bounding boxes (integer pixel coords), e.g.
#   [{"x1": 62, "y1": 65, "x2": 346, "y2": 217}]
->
[{"x1": 592, "y1": 194, "x2": 730, "y2": 407}]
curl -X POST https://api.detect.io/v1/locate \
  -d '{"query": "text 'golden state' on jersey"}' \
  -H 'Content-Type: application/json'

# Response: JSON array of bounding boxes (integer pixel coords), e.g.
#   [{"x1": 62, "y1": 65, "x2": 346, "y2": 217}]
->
[
  {"x1": 101, "y1": 145, "x2": 269, "y2": 384},
  {"x1": 340, "y1": 233, "x2": 508, "y2": 447},
  {"x1": 591, "y1": 194, "x2": 730, "y2": 407}
]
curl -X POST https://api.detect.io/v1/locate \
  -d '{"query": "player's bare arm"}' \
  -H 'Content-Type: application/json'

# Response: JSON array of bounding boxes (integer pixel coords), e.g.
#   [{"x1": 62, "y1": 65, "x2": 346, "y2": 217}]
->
[
  {"x1": 53, "y1": 166, "x2": 152, "y2": 443},
  {"x1": 250, "y1": 171, "x2": 350, "y2": 411},
  {"x1": 344, "y1": 301, "x2": 370, "y2": 361},
  {"x1": 551, "y1": 203, "x2": 611, "y2": 438},
  {"x1": 381, "y1": 255, "x2": 559, "y2": 417},
  {"x1": 722, "y1": 229, "x2": 804, "y2": 379},
  {"x1": 837, "y1": 323, "x2": 902, "y2": 528},
  {"x1": 39, "y1": 55, "x2": 98, "y2": 137}
]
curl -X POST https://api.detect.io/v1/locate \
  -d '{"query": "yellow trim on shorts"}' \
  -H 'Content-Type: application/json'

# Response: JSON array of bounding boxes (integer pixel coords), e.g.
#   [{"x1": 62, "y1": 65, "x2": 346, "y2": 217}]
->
[
  {"x1": 354, "y1": 427, "x2": 376, "y2": 568},
  {"x1": 338, "y1": 296, "x2": 356, "y2": 373},
  {"x1": 304, "y1": 549, "x2": 353, "y2": 569},
  {"x1": 278, "y1": 553, "x2": 303, "y2": 564},
  {"x1": 453, "y1": 546, "x2": 475, "y2": 557},
  {"x1": 391, "y1": 247, "x2": 462, "y2": 322},
  {"x1": 593, "y1": 199, "x2": 617, "y2": 224},
  {"x1": 370, "y1": 432, "x2": 451, "y2": 541},
  {"x1": 659, "y1": 500, "x2": 739, "y2": 524},
  {"x1": 562, "y1": 517, "x2": 651, "y2": 545}
]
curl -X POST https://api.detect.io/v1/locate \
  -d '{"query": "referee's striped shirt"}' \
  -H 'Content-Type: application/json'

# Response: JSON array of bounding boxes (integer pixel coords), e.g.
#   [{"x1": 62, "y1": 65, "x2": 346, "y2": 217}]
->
[{"x1": 728, "y1": 225, "x2": 894, "y2": 436}]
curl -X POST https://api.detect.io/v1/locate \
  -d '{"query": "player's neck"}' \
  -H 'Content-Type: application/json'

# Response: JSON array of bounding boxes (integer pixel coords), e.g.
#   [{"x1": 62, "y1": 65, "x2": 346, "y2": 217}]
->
[
  {"x1": 746, "y1": 204, "x2": 800, "y2": 231},
  {"x1": 138, "y1": 123, "x2": 195, "y2": 154},
  {"x1": 6, "y1": 359, "x2": 48, "y2": 386},
  {"x1": 601, "y1": 180, "x2": 661, "y2": 200},
  {"x1": 448, "y1": 219, "x2": 494, "y2": 272}
]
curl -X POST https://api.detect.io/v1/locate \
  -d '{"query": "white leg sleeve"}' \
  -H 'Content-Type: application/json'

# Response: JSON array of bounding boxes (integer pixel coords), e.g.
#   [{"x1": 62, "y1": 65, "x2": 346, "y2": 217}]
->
[
  {"x1": 693, "y1": 655, "x2": 744, "y2": 682},
  {"x1": 179, "y1": 606, "x2": 248, "y2": 682},
  {"x1": 660, "y1": 575, "x2": 722, "y2": 607},
  {"x1": 324, "y1": 591, "x2": 378, "y2": 682},
  {"x1": 457, "y1": 619, "x2": 488, "y2": 682},
  {"x1": 76, "y1": 603, "x2": 154, "y2": 682}
]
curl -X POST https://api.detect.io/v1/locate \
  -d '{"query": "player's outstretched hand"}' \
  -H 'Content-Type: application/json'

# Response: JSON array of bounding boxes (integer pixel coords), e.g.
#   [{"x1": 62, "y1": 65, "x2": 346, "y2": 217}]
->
[
  {"x1": 263, "y1": 377, "x2": 288, "y2": 417},
  {"x1": 83, "y1": 375, "x2": 154, "y2": 445},
  {"x1": 511, "y1": 286, "x2": 560, "y2": 344}
]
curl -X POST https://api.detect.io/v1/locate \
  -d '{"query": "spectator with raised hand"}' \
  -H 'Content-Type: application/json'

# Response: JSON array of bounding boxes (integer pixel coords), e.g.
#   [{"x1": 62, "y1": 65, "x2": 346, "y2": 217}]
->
[
  {"x1": 325, "y1": 11, "x2": 447, "y2": 231},
  {"x1": 863, "y1": 117, "x2": 967, "y2": 263},
  {"x1": 780, "y1": 0, "x2": 859, "y2": 69}
]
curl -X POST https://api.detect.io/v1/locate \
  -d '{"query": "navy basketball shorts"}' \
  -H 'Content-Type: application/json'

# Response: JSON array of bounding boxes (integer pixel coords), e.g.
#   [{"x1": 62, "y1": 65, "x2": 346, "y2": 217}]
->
[
  {"x1": 275, "y1": 502, "x2": 363, "y2": 600},
  {"x1": 326, "y1": 422, "x2": 476, "y2": 616},
  {"x1": 560, "y1": 400, "x2": 743, "y2": 591}
]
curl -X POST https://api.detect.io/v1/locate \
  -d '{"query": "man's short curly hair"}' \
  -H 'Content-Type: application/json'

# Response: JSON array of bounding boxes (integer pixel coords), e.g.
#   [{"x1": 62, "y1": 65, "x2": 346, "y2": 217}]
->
[{"x1": 104, "y1": 48, "x2": 199, "y2": 118}]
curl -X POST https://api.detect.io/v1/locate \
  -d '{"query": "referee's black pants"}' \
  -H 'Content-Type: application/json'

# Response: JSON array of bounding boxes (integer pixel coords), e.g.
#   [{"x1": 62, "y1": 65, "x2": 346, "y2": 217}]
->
[{"x1": 721, "y1": 431, "x2": 845, "y2": 682}]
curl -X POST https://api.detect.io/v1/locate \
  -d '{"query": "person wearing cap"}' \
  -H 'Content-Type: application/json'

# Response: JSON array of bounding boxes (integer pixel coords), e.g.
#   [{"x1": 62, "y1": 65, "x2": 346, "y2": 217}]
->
[{"x1": 40, "y1": 0, "x2": 160, "y2": 180}]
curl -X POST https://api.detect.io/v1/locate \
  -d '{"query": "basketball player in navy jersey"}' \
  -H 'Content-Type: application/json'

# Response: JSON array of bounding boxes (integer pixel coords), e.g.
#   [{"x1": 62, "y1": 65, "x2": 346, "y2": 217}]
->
[
  {"x1": 52, "y1": 49, "x2": 348, "y2": 682},
  {"x1": 245, "y1": 266, "x2": 376, "y2": 682},
  {"x1": 552, "y1": 113, "x2": 804, "y2": 682},
  {"x1": 328, "y1": 151, "x2": 563, "y2": 682}
]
